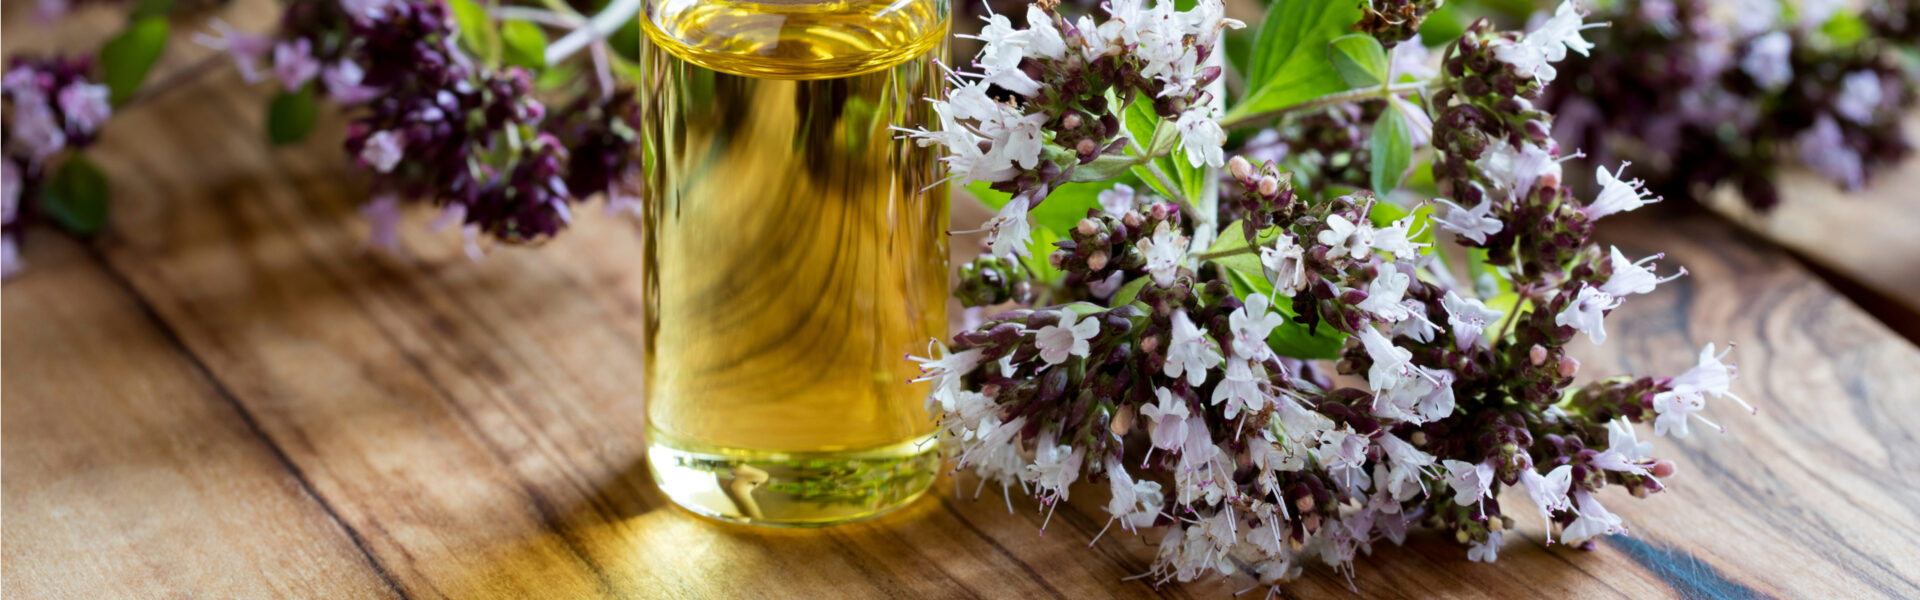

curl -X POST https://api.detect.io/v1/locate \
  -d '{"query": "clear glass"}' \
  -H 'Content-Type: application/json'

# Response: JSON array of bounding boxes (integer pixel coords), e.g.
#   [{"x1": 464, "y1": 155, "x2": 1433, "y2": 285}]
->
[{"x1": 635, "y1": 0, "x2": 951, "y2": 526}]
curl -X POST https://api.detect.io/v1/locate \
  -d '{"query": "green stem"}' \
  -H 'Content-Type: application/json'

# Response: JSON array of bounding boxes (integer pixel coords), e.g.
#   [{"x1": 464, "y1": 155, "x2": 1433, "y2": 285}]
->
[
  {"x1": 1220, "y1": 80, "x2": 1436, "y2": 130},
  {"x1": 1191, "y1": 246, "x2": 1258, "y2": 262}
]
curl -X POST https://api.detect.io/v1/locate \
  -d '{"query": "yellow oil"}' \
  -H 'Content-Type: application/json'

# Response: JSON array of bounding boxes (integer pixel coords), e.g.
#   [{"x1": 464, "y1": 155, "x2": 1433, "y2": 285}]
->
[{"x1": 635, "y1": 0, "x2": 950, "y2": 526}]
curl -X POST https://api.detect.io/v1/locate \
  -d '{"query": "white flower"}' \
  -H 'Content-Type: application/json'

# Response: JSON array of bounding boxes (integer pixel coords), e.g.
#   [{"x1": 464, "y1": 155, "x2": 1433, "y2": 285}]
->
[
  {"x1": 1672, "y1": 343, "x2": 1747, "y2": 408},
  {"x1": 1391, "y1": 301, "x2": 1438, "y2": 343},
  {"x1": 1142, "y1": 387, "x2": 1191, "y2": 451},
  {"x1": 1834, "y1": 70, "x2": 1883, "y2": 124},
  {"x1": 1442, "y1": 459, "x2": 1495, "y2": 507},
  {"x1": 1585, "y1": 163, "x2": 1659, "y2": 220},
  {"x1": 1103, "y1": 457, "x2": 1165, "y2": 534},
  {"x1": 1228, "y1": 293, "x2": 1286, "y2": 361},
  {"x1": 1164, "y1": 310, "x2": 1222, "y2": 386},
  {"x1": 1098, "y1": 183, "x2": 1136, "y2": 219},
  {"x1": 1140, "y1": 221, "x2": 1187, "y2": 287},
  {"x1": 1388, "y1": 34, "x2": 1436, "y2": 81},
  {"x1": 1443, "y1": 290, "x2": 1504, "y2": 349},
  {"x1": 1555, "y1": 284, "x2": 1620, "y2": 344},
  {"x1": 1317, "y1": 214, "x2": 1374, "y2": 261},
  {"x1": 1025, "y1": 429, "x2": 1085, "y2": 502},
  {"x1": 983, "y1": 194, "x2": 1035, "y2": 259},
  {"x1": 1740, "y1": 31, "x2": 1793, "y2": 91},
  {"x1": 1652, "y1": 388, "x2": 1711, "y2": 438},
  {"x1": 988, "y1": 111, "x2": 1050, "y2": 171},
  {"x1": 1023, "y1": 5, "x2": 1069, "y2": 61},
  {"x1": 1592, "y1": 418, "x2": 1654, "y2": 475},
  {"x1": 1652, "y1": 343, "x2": 1751, "y2": 437},
  {"x1": 1376, "y1": 432, "x2": 1436, "y2": 500},
  {"x1": 1468, "y1": 530, "x2": 1504, "y2": 562},
  {"x1": 1260, "y1": 232, "x2": 1308, "y2": 296},
  {"x1": 908, "y1": 341, "x2": 985, "y2": 411},
  {"x1": 1357, "y1": 326, "x2": 1416, "y2": 392},
  {"x1": 1414, "y1": 368, "x2": 1456, "y2": 422},
  {"x1": 1357, "y1": 263, "x2": 1415, "y2": 322},
  {"x1": 1527, "y1": 0, "x2": 1600, "y2": 61},
  {"x1": 1519, "y1": 464, "x2": 1573, "y2": 524},
  {"x1": 1432, "y1": 199, "x2": 1503, "y2": 244},
  {"x1": 55, "y1": 82, "x2": 111, "y2": 135},
  {"x1": 1185, "y1": 0, "x2": 1245, "y2": 47},
  {"x1": 1176, "y1": 106, "x2": 1227, "y2": 168},
  {"x1": 1481, "y1": 141, "x2": 1562, "y2": 197},
  {"x1": 967, "y1": 11, "x2": 1027, "y2": 71},
  {"x1": 1319, "y1": 427, "x2": 1372, "y2": 496},
  {"x1": 360, "y1": 130, "x2": 405, "y2": 173},
  {"x1": 1600, "y1": 246, "x2": 1683, "y2": 298},
  {"x1": 1561, "y1": 491, "x2": 1627, "y2": 545},
  {"x1": 1387, "y1": 94, "x2": 1434, "y2": 148},
  {"x1": 1034, "y1": 311, "x2": 1101, "y2": 364},
  {"x1": 1371, "y1": 216, "x2": 1427, "y2": 259},
  {"x1": 1492, "y1": 40, "x2": 1556, "y2": 83},
  {"x1": 1493, "y1": 0, "x2": 1602, "y2": 82},
  {"x1": 1211, "y1": 359, "x2": 1267, "y2": 418}
]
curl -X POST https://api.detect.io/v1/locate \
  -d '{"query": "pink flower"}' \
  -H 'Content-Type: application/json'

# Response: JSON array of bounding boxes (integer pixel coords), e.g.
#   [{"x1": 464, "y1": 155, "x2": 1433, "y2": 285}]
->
[
  {"x1": 274, "y1": 39, "x2": 321, "y2": 92},
  {"x1": 322, "y1": 61, "x2": 383, "y2": 105},
  {"x1": 359, "y1": 193, "x2": 404, "y2": 254},
  {"x1": 359, "y1": 130, "x2": 405, "y2": 173},
  {"x1": 192, "y1": 20, "x2": 274, "y2": 83},
  {"x1": 56, "y1": 82, "x2": 112, "y2": 135}
]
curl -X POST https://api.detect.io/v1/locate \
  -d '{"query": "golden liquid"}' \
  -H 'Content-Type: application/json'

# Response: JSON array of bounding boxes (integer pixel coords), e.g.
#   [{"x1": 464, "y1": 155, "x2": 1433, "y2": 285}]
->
[{"x1": 636, "y1": 0, "x2": 950, "y2": 526}]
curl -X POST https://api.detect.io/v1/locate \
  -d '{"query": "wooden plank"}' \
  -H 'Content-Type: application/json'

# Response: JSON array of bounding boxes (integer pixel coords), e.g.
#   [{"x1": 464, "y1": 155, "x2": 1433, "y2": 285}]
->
[
  {"x1": 0, "y1": 233, "x2": 401, "y2": 599},
  {"x1": 5, "y1": 39, "x2": 1916, "y2": 600},
  {"x1": 1704, "y1": 112, "x2": 1920, "y2": 318}
]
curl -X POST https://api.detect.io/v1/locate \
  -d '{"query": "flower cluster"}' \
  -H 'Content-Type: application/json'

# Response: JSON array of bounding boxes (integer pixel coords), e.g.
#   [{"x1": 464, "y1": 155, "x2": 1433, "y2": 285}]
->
[
  {"x1": 1539, "y1": 0, "x2": 1918, "y2": 210},
  {"x1": 915, "y1": 0, "x2": 1749, "y2": 590},
  {"x1": 198, "y1": 0, "x2": 644, "y2": 256},
  {"x1": 903, "y1": 0, "x2": 1243, "y2": 260},
  {"x1": 2, "y1": 55, "x2": 114, "y2": 278}
]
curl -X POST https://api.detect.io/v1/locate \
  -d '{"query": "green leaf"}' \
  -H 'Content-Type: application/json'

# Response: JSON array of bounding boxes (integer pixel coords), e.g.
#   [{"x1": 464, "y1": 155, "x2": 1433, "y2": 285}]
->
[
  {"x1": 40, "y1": 156, "x2": 111, "y2": 235},
  {"x1": 1121, "y1": 94, "x2": 1204, "y2": 208},
  {"x1": 1111, "y1": 276, "x2": 1150, "y2": 307},
  {"x1": 964, "y1": 180, "x2": 1121, "y2": 237},
  {"x1": 1230, "y1": 0, "x2": 1361, "y2": 119},
  {"x1": 447, "y1": 0, "x2": 500, "y2": 64},
  {"x1": 1226, "y1": 269, "x2": 1348, "y2": 359},
  {"x1": 129, "y1": 0, "x2": 175, "y2": 20},
  {"x1": 265, "y1": 87, "x2": 320, "y2": 146},
  {"x1": 1370, "y1": 105, "x2": 1412, "y2": 195},
  {"x1": 1203, "y1": 219, "x2": 1281, "y2": 279},
  {"x1": 1820, "y1": 12, "x2": 1869, "y2": 45},
  {"x1": 1327, "y1": 34, "x2": 1389, "y2": 90},
  {"x1": 99, "y1": 18, "x2": 169, "y2": 106},
  {"x1": 501, "y1": 20, "x2": 549, "y2": 69},
  {"x1": 1416, "y1": 4, "x2": 1466, "y2": 48}
]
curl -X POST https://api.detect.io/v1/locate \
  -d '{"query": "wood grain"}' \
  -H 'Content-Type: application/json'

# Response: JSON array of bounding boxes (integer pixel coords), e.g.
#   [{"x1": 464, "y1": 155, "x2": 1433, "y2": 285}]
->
[
  {"x1": 1704, "y1": 112, "x2": 1920, "y2": 319},
  {"x1": 6, "y1": 3, "x2": 1920, "y2": 597},
  {"x1": 0, "y1": 234, "x2": 401, "y2": 599}
]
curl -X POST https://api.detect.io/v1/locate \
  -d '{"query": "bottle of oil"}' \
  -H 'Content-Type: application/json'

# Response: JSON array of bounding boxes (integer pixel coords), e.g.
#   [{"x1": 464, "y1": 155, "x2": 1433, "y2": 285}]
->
[{"x1": 636, "y1": 0, "x2": 950, "y2": 526}]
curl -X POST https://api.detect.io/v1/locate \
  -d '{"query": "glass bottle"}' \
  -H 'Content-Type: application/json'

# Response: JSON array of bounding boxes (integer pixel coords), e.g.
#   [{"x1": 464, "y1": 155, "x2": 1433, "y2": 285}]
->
[{"x1": 635, "y1": 0, "x2": 950, "y2": 526}]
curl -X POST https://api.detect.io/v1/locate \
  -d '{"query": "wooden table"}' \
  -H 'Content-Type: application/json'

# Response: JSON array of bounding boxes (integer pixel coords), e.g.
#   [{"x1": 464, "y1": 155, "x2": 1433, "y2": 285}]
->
[{"x1": 6, "y1": 3, "x2": 1920, "y2": 598}]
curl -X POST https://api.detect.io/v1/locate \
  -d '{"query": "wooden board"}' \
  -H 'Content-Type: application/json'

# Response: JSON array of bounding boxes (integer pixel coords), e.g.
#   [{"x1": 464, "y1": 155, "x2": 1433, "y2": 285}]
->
[
  {"x1": 1704, "y1": 112, "x2": 1920, "y2": 330},
  {"x1": 0, "y1": 234, "x2": 401, "y2": 599},
  {"x1": 6, "y1": 4, "x2": 1920, "y2": 597}
]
